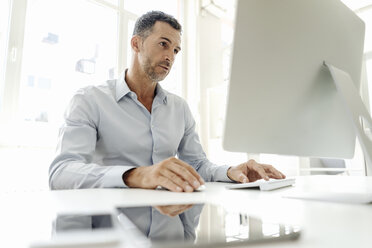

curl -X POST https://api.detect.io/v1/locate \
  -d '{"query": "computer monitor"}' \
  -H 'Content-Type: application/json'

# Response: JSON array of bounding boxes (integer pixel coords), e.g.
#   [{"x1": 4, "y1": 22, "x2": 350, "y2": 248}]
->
[{"x1": 223, "y1": 1, "x2": 366, "y2": 166}]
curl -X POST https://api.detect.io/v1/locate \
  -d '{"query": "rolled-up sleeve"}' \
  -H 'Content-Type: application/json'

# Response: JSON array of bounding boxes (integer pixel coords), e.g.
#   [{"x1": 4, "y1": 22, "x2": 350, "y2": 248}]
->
[
  {"x1": 49, "y1": 91, "x2": 134, "y2": 190},
  {"x1": 177, "y1": 101, "x2": 232, "y2": 183}
]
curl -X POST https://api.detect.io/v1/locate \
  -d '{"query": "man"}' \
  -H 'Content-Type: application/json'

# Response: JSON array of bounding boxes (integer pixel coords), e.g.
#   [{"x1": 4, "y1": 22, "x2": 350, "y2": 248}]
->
[
  {"x1": 49, "y1": 11, "x2": 285, "y2": 192},
  {"x1": 49, "y1": 10, "x2": 285, "y2": 241}
]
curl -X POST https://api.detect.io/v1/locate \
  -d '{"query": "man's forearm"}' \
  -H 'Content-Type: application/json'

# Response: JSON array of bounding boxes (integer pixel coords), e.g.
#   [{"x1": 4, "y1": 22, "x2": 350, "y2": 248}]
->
[{"x1": 50, "y1": 160, "x2": 133, "y2": 189}]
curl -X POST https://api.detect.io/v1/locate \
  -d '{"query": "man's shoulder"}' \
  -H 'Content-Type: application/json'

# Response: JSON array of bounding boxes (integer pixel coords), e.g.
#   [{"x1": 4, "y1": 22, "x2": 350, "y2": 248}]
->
[
  {"x1": 65, "y1": 80, "x2": 119, "y2": 119},
  {"x1": 74, "y1": 80, "x2": 117, "y2": 100}
]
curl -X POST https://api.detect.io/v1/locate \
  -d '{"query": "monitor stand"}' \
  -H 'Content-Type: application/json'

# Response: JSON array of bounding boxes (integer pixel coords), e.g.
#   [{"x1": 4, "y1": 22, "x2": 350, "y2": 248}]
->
[{"x1": 324, "y1": 62, "x2": 372, "y2": 176}]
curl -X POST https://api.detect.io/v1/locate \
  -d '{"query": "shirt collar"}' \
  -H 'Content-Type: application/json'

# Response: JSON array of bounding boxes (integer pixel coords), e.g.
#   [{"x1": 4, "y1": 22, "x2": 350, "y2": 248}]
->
[
  {"x1": 115, "y1": 70, "x2": 168, "y2": 104},
  {"x1": 115, "y1": 70, "x2": 131, "y2": 102},
  {"x1": 155, "y1": 83, "x2": 168, "y2": 104}
]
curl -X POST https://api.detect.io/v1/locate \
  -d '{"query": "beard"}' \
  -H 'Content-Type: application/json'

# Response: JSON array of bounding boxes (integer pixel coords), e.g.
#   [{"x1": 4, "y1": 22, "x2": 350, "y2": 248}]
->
[{"x1": 142, "y1": 56, "x2": 171, "y2": 82}]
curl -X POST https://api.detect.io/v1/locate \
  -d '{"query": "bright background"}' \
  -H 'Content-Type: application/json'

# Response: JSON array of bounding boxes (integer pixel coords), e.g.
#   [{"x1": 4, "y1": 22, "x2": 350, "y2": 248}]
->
[{"x1": 1, "y1": 0, "x2": 372, "y2": 193}]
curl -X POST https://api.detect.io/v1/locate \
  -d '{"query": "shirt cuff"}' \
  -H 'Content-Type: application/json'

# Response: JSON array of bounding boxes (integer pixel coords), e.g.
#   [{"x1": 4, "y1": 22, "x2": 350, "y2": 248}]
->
[
  {"x1": 214, "y1": 165, "x2": 234, "y2": 182},
  {"x1": 101, "y1": 165, "x2": 136, "y2": 188}
]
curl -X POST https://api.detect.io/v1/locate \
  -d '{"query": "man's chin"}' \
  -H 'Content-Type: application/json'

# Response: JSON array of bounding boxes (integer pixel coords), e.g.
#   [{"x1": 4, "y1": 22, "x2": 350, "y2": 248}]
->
[{"x1": 151, "y1": 73, "x2": 168, "y2": 82}]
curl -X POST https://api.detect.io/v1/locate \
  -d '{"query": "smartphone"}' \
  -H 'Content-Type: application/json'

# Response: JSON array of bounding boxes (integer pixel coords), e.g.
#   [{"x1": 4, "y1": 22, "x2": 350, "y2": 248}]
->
[{"x1": 29, "y1": 212, "x2": 122, "y2": 248}]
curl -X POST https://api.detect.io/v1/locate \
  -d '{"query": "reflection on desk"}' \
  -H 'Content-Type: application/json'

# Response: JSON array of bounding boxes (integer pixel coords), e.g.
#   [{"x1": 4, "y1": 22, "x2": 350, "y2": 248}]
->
[{"x1": 117, "y1": 204, "x2": 300, "y2": 247}]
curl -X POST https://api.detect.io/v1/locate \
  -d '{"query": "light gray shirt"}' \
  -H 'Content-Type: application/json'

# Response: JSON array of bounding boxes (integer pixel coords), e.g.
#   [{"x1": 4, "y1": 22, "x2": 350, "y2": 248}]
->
[{"x1": 49, "y1": 72, "x2": 231, "y2": 189}]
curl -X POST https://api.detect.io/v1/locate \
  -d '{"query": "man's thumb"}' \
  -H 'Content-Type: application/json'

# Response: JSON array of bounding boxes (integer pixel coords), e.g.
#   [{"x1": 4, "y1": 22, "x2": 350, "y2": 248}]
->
[{"x1": 239, "y1": 173, "x2": 249, "y2": 183}]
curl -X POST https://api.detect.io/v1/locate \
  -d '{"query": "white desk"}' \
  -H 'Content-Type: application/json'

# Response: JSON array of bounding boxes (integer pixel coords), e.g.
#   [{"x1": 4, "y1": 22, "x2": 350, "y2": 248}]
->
[{"x1": 1, "y1": 175, "x2": 372, "y2": 247}]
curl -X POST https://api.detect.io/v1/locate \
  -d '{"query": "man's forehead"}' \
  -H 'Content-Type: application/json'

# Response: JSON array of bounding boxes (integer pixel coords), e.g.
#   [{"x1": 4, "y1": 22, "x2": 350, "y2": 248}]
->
[{"x1": 151, "y1": 21, "x2": 181, "y2": 46}]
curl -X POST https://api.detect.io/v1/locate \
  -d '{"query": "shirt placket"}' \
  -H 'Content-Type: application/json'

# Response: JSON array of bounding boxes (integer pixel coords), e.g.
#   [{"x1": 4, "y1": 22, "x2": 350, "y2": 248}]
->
[{"x1": 151, "y1": 98, "x2": 162, "y2": 163}]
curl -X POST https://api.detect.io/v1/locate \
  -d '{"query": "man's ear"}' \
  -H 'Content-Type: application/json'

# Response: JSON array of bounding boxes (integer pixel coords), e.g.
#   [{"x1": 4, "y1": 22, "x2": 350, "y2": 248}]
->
[{"x1": 131, "y1": 36, "x2": 141, "y2": 53}]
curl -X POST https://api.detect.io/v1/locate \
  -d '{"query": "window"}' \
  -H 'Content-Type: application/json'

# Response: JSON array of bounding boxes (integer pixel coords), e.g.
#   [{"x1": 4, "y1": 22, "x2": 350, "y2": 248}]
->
[
  {"x1": 0, "y1": 0, "x2": 183, "y2": 192},
  {"x1": 17, "y1": 0, "x2": 118, "y2": 143},
  {"x1": 0, "y1": 0, "x2": 11, "y2": 112},
  {"x1": 199, "y1": 0, "x2": 248, "y2": 168}
]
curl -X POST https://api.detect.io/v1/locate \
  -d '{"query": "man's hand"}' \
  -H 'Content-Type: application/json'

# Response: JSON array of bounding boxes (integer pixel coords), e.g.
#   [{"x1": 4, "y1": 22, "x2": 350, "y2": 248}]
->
[
  {"x1": 154, "y1": 204, "x2": 194, "y2": 217},
  {"x1": 123, "y1": 157, "x2": 205, "y2": 192},
  {"x1": 227, "y1": 159, "x2": 285, "y2": 183}
]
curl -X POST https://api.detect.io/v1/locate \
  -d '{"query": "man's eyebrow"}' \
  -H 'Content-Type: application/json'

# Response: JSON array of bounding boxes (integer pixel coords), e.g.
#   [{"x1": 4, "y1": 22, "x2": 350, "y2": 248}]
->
[{"x1": 160, "y1": 37, "x2": 181, "y2": 51}]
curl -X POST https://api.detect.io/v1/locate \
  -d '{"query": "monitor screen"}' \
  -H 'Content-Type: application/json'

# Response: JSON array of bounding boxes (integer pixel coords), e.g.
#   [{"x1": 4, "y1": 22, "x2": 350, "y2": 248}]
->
[{"x1": 223, "y1": 0, "x2": 365, "y2": 159}]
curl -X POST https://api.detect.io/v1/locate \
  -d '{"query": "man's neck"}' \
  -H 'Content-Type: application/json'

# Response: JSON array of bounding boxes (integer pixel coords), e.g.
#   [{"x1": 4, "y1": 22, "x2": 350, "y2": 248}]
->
[
  {"x1": 125, "y1": 67, "x2": 157, "y2": 113},
  {"x1": 125, "y1": 67, "x2": 157, "y2": 101}
]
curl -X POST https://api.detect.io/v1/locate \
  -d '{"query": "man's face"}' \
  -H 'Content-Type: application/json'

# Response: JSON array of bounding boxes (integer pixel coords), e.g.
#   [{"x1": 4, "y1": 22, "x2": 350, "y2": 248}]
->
[{"x1": 138, "y1": 21, "x2": 181, "y2": 82}]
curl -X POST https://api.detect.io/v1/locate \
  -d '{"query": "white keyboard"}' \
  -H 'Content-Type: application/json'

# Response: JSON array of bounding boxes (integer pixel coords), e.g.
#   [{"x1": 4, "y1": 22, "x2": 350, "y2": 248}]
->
[{"x1": 227, "y1": 178, "x2": 296, "y2": 191}]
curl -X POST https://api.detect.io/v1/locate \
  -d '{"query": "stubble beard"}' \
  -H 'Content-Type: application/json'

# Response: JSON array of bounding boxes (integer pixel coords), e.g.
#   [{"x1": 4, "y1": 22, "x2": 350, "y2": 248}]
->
[{"x1": 142, "y1": 56, "x2": 169, "y2": 82}]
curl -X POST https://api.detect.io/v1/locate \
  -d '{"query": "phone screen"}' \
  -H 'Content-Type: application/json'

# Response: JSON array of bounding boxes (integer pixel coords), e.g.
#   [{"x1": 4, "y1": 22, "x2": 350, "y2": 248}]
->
[
  {"x1": 29, "y1": 213, "x2": 120, "y2": 248},
  {"x1": 55, "y1": 214, "x2": 114, "y2": 233}
]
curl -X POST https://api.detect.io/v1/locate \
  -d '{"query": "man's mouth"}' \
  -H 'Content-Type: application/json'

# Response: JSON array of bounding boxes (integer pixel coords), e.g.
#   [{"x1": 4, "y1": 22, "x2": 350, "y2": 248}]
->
[
  {"x1": 158, "y1": 63, "x2": 170, "y2": 71},
  {"x1": 159, "y1": 65, "x2": 169, "y2": 71}
]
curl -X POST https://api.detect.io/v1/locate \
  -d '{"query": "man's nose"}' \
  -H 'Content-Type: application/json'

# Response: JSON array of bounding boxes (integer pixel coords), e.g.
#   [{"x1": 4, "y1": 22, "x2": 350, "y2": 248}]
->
[{"x1": 165, "y1": 52, "x2": 175, "y2": 63}]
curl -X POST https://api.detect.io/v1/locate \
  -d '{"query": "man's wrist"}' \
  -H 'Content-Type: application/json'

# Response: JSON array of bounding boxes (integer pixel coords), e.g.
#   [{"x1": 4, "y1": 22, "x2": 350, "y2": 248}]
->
[
  {"x1": 226, "y1": 166, "x2": 234, "y2": 181},
  {"x1": 122, "y1": 167, "x2": 137, "y2": 187}
]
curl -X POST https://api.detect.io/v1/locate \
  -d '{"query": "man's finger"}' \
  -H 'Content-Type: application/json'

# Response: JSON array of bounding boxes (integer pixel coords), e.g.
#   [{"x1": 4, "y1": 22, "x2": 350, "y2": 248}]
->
[
  {"x1": 265, "y1": 170, "x2": 286, "y2": 179},
  {"x1": 252, "y1": 164, "x2": 269, "y2": 180},
  {"x1": 170, "y1": 204, "x2": 193, "y2": 216},
  {"x1": 174, "y1": 159, "x2": 205, "y2": 184},
  {"x1": 158, "y1": 176, "x2": 183, "y2": 192},
  {"x1": 238, "y1": 172, "x2": 249, "y2": 183},
  {"x1": 160, "y1": 169, "x2": 194, "y2": 192},
  {"x1": 262, "y1": 164, "x2": 285, "y2": 179},
  {"x1": 265, "y1": 172, "x2": 282, "y2": 179},
  {"x1": 264, "y1": 170, "x2": 282, "y2": 179},
  {"x1": 168, "y1": 162, "x2": 203, "y2": 189},
  {"x1": 155, "y1": 204, "x2": 194, "y2": 217},
  {"x1": 177, "y1": 204, "x2": 193, "y2": 214}
]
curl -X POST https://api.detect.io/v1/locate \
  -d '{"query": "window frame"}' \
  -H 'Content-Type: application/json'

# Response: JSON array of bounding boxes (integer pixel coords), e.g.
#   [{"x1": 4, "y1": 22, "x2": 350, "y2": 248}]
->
[{"x1": 0, "y1": 0, "x2": 139, "y2": 147}]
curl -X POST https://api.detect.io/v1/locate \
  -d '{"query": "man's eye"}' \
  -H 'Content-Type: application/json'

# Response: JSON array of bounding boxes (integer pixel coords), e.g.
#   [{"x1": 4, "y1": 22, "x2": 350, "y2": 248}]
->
[
  {"x1": 160, "y1": 42, "x2": 167, "y2": 47},
  {"x1": 174, "y1": 49, "x2": 179, "y2": 54}
]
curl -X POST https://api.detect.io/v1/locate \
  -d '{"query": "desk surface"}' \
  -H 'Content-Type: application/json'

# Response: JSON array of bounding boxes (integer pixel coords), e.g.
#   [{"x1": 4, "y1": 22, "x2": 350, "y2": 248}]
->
[{"x1": 1, "y1": 175, "x2": 372, "y2": 248}]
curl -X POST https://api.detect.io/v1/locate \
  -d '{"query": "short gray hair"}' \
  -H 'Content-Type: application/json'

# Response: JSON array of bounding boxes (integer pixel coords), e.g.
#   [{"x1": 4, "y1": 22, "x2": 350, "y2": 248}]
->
[{"x1": 133, "y1": 11, "x2": 182, "y2": 39}]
